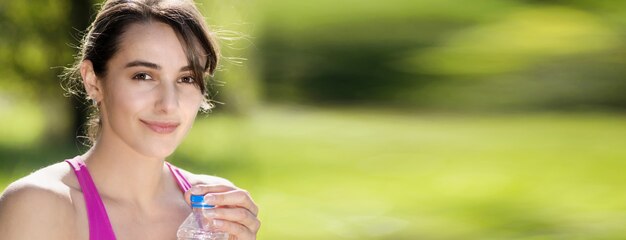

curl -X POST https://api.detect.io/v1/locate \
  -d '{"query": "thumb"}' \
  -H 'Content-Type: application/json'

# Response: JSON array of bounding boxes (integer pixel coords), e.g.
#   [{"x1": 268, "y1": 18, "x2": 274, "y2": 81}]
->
[
  {"x1": 183, "y1": 185, "x2": 203, "y2": 206},
  {"x1": 183, "y1": 189, "x2": 191, "y2": 206}
]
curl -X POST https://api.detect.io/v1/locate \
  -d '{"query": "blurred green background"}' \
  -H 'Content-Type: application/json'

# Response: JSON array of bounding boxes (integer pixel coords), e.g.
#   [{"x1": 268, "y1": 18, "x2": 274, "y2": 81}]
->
[{"x1": 2, "y1": 0, "x2": 626, "y2": 239}]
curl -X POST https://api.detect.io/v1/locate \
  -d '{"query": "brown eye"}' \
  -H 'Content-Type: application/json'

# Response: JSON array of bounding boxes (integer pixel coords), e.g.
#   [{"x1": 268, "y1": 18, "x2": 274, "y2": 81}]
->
[
  {"x1": 179, "y1": 76, "x2": 195, "y2": 84},
  {"x1": 132, "y1": 72, "x2": 152, "y2": 80}
]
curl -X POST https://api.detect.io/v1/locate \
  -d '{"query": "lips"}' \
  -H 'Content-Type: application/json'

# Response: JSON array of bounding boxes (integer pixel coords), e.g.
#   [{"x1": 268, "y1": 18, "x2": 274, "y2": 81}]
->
[{"x1": 140, "y1": 120, "x2": 180, "y2": 134}]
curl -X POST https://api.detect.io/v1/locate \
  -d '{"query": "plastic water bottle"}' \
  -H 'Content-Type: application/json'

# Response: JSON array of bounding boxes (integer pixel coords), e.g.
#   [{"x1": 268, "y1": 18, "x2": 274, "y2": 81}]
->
[{"x1": 177, "y1": 194, "x2": 229, "y2": 240}]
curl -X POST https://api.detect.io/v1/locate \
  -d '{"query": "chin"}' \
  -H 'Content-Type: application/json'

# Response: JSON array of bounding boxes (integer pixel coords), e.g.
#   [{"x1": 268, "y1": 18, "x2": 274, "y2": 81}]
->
[{"x1": 140, "y1": 145, "x2": 178, "y2": 159}]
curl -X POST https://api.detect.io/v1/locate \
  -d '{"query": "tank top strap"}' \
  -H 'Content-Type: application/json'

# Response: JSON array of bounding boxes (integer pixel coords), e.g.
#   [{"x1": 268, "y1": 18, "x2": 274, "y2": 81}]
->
[
  {"x1": 165, "y1": 161, "x2": 192, "y2": 193},
  {"x1": 65, "y1": 157, "x2": 116, "y2": 240}
]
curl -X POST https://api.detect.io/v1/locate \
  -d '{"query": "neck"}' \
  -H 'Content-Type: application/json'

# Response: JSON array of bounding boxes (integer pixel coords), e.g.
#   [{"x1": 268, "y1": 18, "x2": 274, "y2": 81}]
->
[{"x1": 81, "y1": 135, "x2": 170, "y2": 207}]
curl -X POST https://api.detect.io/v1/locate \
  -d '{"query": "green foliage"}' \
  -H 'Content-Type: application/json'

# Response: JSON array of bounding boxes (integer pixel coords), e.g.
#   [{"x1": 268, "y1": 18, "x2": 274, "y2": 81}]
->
[
  {"x1": 0, "y1": 0, "x2": 71, "y2": 92},
  {"x1": 0, "y1": 96, "x2": 45, "y2": 148},
  {"x1": 409, "y1": 7, "x2": 618, "y2": 75},
  {"x1": 252, "y1": 0, "x2": 626, "y2": 110}
]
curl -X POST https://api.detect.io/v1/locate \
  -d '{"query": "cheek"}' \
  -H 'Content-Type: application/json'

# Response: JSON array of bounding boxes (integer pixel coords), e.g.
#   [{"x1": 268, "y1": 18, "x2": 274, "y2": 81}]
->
[
  {"x1": 180, "y1": 89, "x2": 204, "y2": 112},
  {"x1": 102, "y1": 84, "x2": 149, "y2": 118}
]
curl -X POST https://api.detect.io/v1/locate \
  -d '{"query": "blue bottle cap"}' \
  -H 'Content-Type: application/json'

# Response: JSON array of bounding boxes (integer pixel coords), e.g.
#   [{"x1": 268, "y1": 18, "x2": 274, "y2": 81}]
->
[
  {"x1": 190, "y1": 194, "x2": 214, "y2": 208},
  {"x1": 190, "y1": 194, "x2": 204, "y2": 203}
]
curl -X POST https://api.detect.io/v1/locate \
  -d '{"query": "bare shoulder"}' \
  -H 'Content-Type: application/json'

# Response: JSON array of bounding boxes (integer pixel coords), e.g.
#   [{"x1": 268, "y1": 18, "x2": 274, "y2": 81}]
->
[
  {"x1": 176, "y1": 167, "x2": 235, "y2": 187},
  {"x1": 0, "y1": 162, "x2": 75, "y2": 239}
]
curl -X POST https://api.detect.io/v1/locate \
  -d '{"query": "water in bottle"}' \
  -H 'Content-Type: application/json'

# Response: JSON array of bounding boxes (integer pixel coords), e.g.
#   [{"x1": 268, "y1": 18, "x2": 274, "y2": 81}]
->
[{"x1": 177, "y1": 194, "x2": 230, "y2": 240}]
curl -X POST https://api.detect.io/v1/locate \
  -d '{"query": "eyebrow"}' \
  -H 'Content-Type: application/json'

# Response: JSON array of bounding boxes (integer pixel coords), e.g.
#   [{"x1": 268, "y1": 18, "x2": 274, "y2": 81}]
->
[
  {"x1": 125, "y1": 60, "x2": 192, "y2": 72},
  {"x1": 125, "y1": 60, "x2": 160, "y2": 70}
]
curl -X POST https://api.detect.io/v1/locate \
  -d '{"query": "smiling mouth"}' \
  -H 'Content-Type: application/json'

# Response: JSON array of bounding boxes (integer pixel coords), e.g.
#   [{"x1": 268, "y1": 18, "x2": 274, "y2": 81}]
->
[{"x1": 140, "y1": 120, "x2": 180, "y2": 134}]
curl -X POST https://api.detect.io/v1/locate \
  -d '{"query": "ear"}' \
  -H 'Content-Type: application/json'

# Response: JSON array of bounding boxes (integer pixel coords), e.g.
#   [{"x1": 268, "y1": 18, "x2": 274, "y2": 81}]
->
[{"x1": 80, "y1": 60, "x2": 103, "y2": 102}]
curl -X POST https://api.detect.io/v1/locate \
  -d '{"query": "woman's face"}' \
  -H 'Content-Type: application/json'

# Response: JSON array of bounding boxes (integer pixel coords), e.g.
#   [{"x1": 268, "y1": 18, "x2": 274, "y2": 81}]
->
[{"x1": 95, "y1": 22, "x2": 204, "y2": 158}]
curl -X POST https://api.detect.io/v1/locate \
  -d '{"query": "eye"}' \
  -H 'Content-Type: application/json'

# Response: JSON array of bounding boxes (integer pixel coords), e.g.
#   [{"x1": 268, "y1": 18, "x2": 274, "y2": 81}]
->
[
  {"x1": 132, "y1": 72, "x2": 152, "y2": 81},
  {"x1": 179, "y1": 76, "x2": 196, "y2": 84}
]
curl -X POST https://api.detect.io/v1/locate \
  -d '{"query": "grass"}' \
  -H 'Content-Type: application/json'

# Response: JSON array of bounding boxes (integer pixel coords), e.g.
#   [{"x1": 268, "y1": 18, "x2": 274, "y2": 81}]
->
[{"x1": 2, "y1": 107, "x2": 626, "y2": 239}]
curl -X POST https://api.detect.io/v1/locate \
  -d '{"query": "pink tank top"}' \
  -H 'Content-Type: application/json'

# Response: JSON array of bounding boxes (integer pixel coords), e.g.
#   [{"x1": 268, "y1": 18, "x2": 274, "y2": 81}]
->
[{"x1": 65, "y1": 156, "x2": 192, "y2": 240}]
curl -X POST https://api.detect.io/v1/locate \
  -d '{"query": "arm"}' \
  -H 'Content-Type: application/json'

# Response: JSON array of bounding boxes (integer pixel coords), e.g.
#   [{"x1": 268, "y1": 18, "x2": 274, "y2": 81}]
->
[{"x1": 0, "y1": 181, "x2": 74, "y2": 239}]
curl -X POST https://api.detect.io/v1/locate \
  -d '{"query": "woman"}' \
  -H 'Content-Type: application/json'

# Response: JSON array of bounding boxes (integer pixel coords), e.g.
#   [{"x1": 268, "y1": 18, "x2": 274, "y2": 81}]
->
[{"x1": 0, "y1": 0, "x2": 260, "y2": 239}]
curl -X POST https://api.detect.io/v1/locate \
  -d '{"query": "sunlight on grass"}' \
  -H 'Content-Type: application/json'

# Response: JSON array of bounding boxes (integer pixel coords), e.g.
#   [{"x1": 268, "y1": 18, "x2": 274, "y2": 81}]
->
[
  {"x1": 173, "y1": 108, "x2": 626, "y2": 239},
  {"x1": 2, "y1": 107, "x2": 626, "y2": 239}
]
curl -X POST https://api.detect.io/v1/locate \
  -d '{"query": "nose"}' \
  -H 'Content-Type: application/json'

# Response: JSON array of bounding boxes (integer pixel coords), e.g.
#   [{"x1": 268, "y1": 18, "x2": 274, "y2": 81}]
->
[{"x1": 155, "y1": 82, "x2": 178, "y2": 114}]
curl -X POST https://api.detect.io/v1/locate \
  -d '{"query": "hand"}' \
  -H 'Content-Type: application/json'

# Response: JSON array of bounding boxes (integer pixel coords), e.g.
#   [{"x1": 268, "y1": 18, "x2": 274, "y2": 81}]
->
[{"x1": 184, "y1": 184, "x2": 260, "y2": 240}]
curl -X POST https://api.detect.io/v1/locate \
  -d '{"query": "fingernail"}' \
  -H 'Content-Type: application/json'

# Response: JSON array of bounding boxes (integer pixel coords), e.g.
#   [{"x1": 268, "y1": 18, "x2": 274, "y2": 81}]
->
[
  {"x1": 203, "y1": 209, "x2": 217, "y2": 218},
  {"x1": 190, "y1": 186, "x2": 203, "y2": 194},
  {"x1": 213, "y1": 219, "x2": 223, "y2": 228},
  {"x1": 204, "y1": 194, "x2": 216, "y2": 203}
]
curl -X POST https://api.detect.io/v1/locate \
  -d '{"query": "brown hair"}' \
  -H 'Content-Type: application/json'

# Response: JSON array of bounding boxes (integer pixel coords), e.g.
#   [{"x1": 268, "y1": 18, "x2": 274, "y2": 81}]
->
[{"x1": 63, "y1": 0, "x2": 220, "y2": 146}]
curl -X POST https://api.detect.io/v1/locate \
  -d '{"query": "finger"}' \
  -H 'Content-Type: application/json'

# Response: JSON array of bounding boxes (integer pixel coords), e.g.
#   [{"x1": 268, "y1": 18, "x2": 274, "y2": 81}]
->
[
  {"x1": 213, "y1": 219, "x2": 256, "y2": 240},
  {"x1": 183, "y1": 184, "x2": 238, "y2": 205},
  {"x1": 203, "y1": 208, "x2": 261, "y2": 233},
  {"x1": 204, "y1": 190, "x2": 259, "y2": 216}
]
